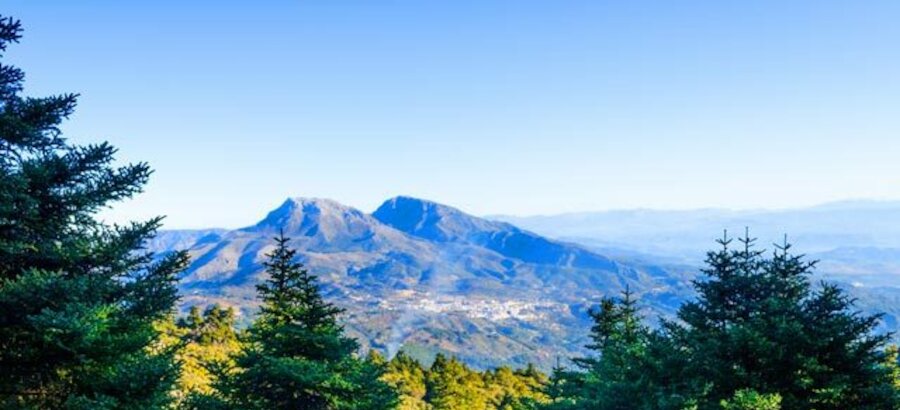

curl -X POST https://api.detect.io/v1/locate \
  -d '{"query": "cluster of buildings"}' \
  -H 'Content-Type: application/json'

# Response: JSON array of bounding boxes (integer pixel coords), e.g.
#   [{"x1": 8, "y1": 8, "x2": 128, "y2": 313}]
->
[{"x1": 379, "y1": 289, "x2": 563, "y2": 321}]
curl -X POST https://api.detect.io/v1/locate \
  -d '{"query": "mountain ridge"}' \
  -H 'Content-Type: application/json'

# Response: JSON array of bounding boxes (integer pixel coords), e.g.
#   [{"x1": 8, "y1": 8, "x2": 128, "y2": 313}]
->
[
  {"x1": 153, "y1": 195, "x2": 691, "y2": 369},
  {"x1": 154, "y1": 195, "x2": 900, "y2": 368},
  {"x1": 374, "y1": 196, "x2": 621, "y2": 270}
]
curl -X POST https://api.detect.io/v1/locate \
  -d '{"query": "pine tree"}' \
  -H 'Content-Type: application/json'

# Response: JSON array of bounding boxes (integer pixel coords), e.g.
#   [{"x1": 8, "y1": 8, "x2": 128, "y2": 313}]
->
[
  {"x1": 550, "y1": 231, "x2": 900, "y2": 409},
  {"x1": 542, "y1": 358, "x2": 576, "y2": 410},
  {"x1": 0, "y1": 15, "x2": 187, "y2": 409},
  {"x1": 553, "y1": 288, "x2": 665, "y2": 410},
  {"x1": 672, "y1": 230, "x2": 899, "y2": 409},
  {"x1": 217, "y1": 232, "x2": 397, "y2": 409}
]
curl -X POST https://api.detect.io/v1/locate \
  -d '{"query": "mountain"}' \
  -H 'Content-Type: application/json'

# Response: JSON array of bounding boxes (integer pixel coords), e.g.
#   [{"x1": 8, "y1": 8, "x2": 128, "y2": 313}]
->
[
  {"x1": 374, "y1": 196, "x2": 619, "y2": 270},
  {"x1": 154, "y1": 196, "x2": 692, "y2": 369},
  {"x1": 493, "y1": 201, "x2": 900, "y2": 339},
  {"x1": 493, "y1": 200, "x2": 900, "y2": 270},
  {"x1": 153, "y1": 197, "x2": 900, "y2": 368},
  {"x1": 144, "y1": 228, "x2": 226, "y2": 254}
]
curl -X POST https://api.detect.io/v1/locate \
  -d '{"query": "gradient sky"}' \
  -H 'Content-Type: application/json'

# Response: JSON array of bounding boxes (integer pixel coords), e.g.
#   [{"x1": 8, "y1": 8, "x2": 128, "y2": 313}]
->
[{"x1": 5, "y1": 1, "x2": 900, "y2": 228}]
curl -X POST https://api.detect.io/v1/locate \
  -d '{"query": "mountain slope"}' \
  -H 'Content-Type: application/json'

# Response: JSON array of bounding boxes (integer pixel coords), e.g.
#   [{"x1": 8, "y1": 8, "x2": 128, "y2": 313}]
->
[
  {"x1": 155, "y1": 196, "x2": 691, "y2": 369},
  {"x1": 374, "y1": 196, "x2": 619, "y2": 270}
]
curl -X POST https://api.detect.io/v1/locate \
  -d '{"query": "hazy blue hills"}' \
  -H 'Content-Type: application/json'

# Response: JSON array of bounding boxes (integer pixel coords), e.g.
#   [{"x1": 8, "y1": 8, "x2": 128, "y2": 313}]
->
[
  {"x1": 145, "y1": 228, "x2": 227, "y2": 254},
  {"x1": 152, "y1": 197, "x2": 900, "y2": 369},
  {"x1": 494, "y1": 201, "x2": 900, "y2": 338},
  {"x1": 492, "y1": 200, "x2": 900, "y2": 285},
  {"x1": 152, "y1": 196, "x2": 693, "y2": 369}
]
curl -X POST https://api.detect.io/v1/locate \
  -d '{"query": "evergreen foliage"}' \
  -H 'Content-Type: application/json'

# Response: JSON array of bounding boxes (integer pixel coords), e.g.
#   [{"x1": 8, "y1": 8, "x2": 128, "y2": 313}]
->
[
  {"x1": 569, "y1": 288, "x2": 654, "y2": 409},
  {"x1": 672, "y1": 231, "x2": 898, "y2": 409},
  {"x1": 546, "y1": 230, "x2": 900, "y2": 410},
  {"x1": 0, "y1": 15, "x2": 187, "y2": 409},
  {"x1": 719, "y1": 390, "x2": 782, "y2": 410},
  {"x1": 543, "y1": 289, "x2": 693, "y2": 410},
  {"x1": 215, "y1": 232, "x2": 397, "y2": 409}
]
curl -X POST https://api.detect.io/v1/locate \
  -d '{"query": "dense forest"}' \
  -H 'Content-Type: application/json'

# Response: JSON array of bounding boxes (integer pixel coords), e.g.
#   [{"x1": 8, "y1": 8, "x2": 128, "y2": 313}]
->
[{"x1": 2, "y1": 15, "x2": 900, "y2": 410}]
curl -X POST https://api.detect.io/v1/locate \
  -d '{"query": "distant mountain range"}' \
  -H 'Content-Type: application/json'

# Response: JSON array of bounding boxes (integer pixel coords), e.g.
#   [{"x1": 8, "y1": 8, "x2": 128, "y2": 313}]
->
[
  {"x1": 493, "y1": 200, "x2": 900, "y2": 339},
  {"x1": 152, "y1": 197, "x2": 900, "y2": 369},
  {"x1": 491, "y1": 200, "x2": 900, "y2": 283},
  {"x1": 152, "y1": 197, "x2": 693, "y2": 370},
  {"x1": 494, "y1": 200, "x2": 900, "y2": 254}
]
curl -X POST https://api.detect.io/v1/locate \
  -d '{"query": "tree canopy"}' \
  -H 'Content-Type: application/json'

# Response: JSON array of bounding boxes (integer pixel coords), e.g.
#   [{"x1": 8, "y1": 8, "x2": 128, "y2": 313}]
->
[{"x1": 0, "y1": 15, "x2": 187, "y2": 409}]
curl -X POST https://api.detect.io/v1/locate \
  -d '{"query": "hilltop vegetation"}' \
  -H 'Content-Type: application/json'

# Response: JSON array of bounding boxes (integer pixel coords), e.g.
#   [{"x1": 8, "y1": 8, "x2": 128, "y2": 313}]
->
[{"x1": 3, "y1": 14, "x2": 900, "y2": 410}]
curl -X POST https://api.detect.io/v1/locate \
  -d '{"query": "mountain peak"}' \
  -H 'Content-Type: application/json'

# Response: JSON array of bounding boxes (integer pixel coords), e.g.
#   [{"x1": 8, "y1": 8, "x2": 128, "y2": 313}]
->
[
  {"x1": 378, "y1": 196, "x2": 454, "y2": 213},
  {"x1": 251, "y1": 197, "x2": 369, "y2": 237},
  {"x1": 373, "y1": 196, "x2": 488, "y2": 242},
  {"x1": 284, "y1": 196, "x2": 347, "y2": 209}
]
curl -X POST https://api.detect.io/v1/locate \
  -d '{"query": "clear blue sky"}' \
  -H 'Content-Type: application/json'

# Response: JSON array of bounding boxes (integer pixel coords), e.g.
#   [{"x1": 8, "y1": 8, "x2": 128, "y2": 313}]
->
[{"x1": 5, "y1": 1, "x2": 900, "y2": 228}]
